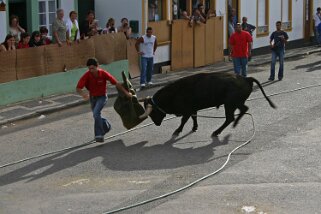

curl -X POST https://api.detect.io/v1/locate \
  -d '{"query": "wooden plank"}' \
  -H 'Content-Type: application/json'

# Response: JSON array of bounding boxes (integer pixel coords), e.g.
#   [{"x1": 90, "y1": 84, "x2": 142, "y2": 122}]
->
[
  {"x1": 182, "y1": 20, "x2": 194, "y2": 69},
  {"x1": 214, "y1": 17, "x2": 224, "y2": 63},
  {"x1": 127, "y1": 38, "x2": 140, "y2": 78},
  {"x1": 0, "y1": 51, "x2": 16, "y2": 83},
  {"x1": 93, "y1": 34, "x2": 115, "y2": 65},
  {"x1": 193, "y1": 23, "x2": 206, "y2": 67},
  {"x1": 17, "y1": 46, "x2": 46, "y2": 79},
  {"x1": 171, "y1": 20, "x2": 183, "y2": 70},
  {"x1": 205, "y1": 18, "x2": 216, "y2": 65},
  {"x1": 148, "y1": 20, "x2": 171, "y2": 43}
]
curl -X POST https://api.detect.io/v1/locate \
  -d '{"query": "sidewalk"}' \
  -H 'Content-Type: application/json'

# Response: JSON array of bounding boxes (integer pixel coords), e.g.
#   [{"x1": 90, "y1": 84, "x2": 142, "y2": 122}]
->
[{"x1": 1, "y1": 45, "x2": 320, "y2": 126}]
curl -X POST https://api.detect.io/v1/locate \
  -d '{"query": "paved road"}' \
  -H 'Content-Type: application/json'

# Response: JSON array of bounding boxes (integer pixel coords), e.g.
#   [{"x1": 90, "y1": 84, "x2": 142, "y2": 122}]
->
[{"x1": 1, "y1": 52, "x2": 321, "y2": 214}]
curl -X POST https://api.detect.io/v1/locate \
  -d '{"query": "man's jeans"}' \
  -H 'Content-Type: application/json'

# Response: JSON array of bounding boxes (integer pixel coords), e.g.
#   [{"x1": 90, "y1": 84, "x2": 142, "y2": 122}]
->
[
  {"x1": 232, "y1": 57, "x2": 248, "y2": 77},
  {"x1": 270, "y1": 49, "x2": 285, "y2": 80},
  {"x1": 90, "y1": 96, "x2": 111, "y2": 139},
  {"x1": 315, "y1": 27, "x2": 321, "y2": 44},
  {"x1": 140, "y1": 57, "x2": 154, "y2": 85}
]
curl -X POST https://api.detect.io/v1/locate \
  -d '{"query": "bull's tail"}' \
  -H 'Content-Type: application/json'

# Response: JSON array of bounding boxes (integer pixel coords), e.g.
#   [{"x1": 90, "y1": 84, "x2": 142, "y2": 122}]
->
[{"x1": 247, "y1": 77, "x2": 277, "y2": 109}]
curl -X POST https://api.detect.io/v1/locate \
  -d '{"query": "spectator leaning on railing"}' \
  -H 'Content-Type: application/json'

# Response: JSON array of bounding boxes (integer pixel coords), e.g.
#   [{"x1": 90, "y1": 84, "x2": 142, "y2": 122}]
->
[
  {"x1": 39, "y1": 26, "x2": 52, "y2": 45},
  {"x1": 0, "y1": 34, "x2": 16, "y2": 51},
  {"x1": 29, "y1": 31, "x2": 43, "y2": 47},
  {"x1": 66, "y1": 11, "x2": 80, "y2": 43},
  {"x1": 118, "y1": 17, "x2": 132, "y2": 39},
  {"x1": 52, "y1": 8, "x2": 70, "y2": 46},
  {"x1": 17, "y1": 32, "x2": 30, "y2": 49}
]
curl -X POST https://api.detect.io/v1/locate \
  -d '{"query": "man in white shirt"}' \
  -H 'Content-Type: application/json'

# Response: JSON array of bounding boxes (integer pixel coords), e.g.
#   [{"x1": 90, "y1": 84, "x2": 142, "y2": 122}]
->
[
  {"x1": 135, "y1": 27, "x2": 158, "y2": 88},
  {"x1": 313, "y1": 7, "x2": 321, "y2": 45}
]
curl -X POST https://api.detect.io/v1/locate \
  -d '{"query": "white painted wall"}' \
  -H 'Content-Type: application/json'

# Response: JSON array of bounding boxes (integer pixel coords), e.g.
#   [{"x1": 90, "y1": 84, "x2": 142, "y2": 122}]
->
[
  {"x1": 0, "y1": 0, "x2": 7, "y2": 41},
  {"x1": 239, "y1": 0, "x2": 305, "y2": 49},
  {"x1": 95, "y1": 0, "x2": 142, "y2": 37},
  {"x1": 216, "y1": 0, "x2": 227, "y2": 50},
  {"x1": 60, "y1": 0, "x2": 75, "y2": 16}
]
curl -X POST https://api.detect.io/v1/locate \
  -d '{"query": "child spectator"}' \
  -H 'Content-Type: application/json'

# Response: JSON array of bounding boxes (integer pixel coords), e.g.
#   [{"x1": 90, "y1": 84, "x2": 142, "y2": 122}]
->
[
  {"x1": 39, "y1": 26, "x2": 51, "y2": 45},
  {"x1": 17, "y1": 32, "x2": 30, "y2": 49},
  {"x1": 0, "y1": 34, "x2": 16, "y2": 51},
  {"x1": 29, "y1": 31, "x2": 43, "y2": 47},
  {"x1": 102, "y1": 18, "x2": 118, "y2": 34}
]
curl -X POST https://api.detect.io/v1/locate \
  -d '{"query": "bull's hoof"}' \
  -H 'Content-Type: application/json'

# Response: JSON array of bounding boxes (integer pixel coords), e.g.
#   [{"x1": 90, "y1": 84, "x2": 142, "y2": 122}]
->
[
  {"x1": 172, "y1": 130, "x2": 180, "y2": 137},
  {"x1": 211, "y1": 131, "x2": 220, "y2": 137}
]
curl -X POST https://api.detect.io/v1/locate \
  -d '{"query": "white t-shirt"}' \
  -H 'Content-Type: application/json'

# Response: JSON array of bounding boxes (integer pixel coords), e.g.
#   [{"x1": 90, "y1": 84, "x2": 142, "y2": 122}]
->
[
  {"x1": 140, "y1": 35, "x2": 156, "y2": 58},
  {"x1": 314, "y1": 13, "x2": 321, "y2": 27}
]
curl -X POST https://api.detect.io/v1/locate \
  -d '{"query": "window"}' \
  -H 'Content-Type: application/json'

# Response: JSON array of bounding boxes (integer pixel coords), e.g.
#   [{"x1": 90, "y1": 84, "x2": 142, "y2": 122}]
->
[
  {"x1": 257, "y1": 0, "x2": 269, "y2": 35},
  {"x1": 281, "y1": 0, "x2": 292, "y2": 30},
  {"x1": 148, "y1": 0, "x2": 165, "y2": 21},
  {"x1": 38, "y1": 0, "x2": 56, "y2": 36}
]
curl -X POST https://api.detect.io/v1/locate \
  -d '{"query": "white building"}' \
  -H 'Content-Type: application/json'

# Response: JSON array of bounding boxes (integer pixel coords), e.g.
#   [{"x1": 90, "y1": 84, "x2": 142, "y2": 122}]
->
[{"x1": 1, "y1": 0, "x2": 321, "y2": 70}]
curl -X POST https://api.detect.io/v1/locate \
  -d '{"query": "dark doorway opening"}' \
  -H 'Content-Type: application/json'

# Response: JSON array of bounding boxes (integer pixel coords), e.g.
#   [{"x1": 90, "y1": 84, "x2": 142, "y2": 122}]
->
[{"x1": 9, "y1": 0, "x2": 27, "y2": 32}]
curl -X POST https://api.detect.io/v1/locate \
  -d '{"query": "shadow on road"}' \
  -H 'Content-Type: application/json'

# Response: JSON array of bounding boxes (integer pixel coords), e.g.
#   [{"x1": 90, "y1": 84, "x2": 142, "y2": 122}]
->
[
  {"x1": 0, "y1": 134, "x2": 231, "y2": 186},
  {"x1": 294, "y1": 60, "x2": 321, "y2": 72}
]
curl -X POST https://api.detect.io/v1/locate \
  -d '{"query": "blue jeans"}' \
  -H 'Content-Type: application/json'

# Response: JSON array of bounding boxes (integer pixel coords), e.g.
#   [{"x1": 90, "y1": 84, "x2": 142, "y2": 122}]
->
[
  {"x1": 140, "y1": 57, "x2": 154, "y2": 85},
  {"x1": 315, "y1": 27, "x2": 321, "y2": 44},
  {"x1": 90, "y1": 95, "x2": 111, "y2": 139},
  {"x1": 232, "y1": 57, "x2": 248, "y2": 77},
  {"x1": 270, "y1": 49, "x2": 285, "y2": 80}
]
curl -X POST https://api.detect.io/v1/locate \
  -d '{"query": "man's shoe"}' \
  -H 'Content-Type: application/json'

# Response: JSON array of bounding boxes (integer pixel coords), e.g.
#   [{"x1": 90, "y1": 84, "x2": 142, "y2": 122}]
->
[
  {"x1": 140, "y1": 83, "x2": 146, "y2": 88},
  {"x1": 268, "y1": 78, "x2": 274, "y2": 81},
  {"x1": 95, "y1": 137, "x2": 104, "y2": 143},
  {"x1": 147, "y1": 82, "x2": 153, "y2": 86},
  {"x1": 278, "y1": 78, "x2": 283, "y2": 81}
]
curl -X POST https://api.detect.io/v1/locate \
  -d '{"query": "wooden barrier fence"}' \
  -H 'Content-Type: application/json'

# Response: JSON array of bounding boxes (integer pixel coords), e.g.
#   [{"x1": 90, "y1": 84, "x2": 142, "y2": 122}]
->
[
  {"x1": 0, "y1": 33, "x2": 127, "y2": 84},
  {"x1": 171, "y1": 17, "x2": 224, "y2": 70}
]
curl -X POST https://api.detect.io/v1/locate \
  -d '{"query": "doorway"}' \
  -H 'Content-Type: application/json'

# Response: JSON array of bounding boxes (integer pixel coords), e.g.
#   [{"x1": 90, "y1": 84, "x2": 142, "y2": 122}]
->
[
  {"x1": 77, "y1": 0, "x2": 94, "y2": 29},
  {"x1": 9, "y1": 0, "x2": 27, "y2": 31}
]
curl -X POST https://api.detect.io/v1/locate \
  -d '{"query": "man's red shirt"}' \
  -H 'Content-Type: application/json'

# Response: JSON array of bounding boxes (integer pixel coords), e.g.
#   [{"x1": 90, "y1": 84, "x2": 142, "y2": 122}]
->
[
  {"x1": 229, "y1": 30, "x2": 253, "y2": 58},
  {"x1": 77, "y1": 68, "x2": 117, "y2": 96}
]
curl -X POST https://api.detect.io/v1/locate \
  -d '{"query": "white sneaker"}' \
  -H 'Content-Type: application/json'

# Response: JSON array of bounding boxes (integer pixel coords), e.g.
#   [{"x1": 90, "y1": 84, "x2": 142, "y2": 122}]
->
[
  {"x1": 147, "y1": 82, "x2": 153, "y2": 85},
  {"x1": 140, "y1": 83, "x2": 146, "y2": 87}
]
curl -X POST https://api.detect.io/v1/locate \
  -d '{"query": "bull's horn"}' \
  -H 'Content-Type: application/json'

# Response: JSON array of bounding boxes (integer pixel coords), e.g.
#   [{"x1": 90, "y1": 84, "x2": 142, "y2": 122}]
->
[
  {"x1": 138, "y1": 96, "x2": 151, "y2": 102},
  {"x1": 139, "y1": 104, "x2": 153, "y2": 119}
]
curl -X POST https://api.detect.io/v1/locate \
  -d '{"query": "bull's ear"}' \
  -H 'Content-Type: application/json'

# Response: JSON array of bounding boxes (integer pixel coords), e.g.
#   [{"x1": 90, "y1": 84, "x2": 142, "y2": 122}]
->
[{"x1": 139, "y1": 104, "x2": 153, "y2": 119}]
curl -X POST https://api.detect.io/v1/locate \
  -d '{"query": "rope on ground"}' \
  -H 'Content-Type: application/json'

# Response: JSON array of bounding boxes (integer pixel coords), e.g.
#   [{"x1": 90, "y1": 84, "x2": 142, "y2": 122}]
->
[{"x1": 102, "y1": 113, "x2": 255, "y2": 214}]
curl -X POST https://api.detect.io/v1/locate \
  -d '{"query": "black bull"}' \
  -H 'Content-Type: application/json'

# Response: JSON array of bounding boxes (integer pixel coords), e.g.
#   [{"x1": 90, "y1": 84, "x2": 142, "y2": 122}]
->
[{"x1": 139, "y1": 72, "x2": 276, "y2": 136}]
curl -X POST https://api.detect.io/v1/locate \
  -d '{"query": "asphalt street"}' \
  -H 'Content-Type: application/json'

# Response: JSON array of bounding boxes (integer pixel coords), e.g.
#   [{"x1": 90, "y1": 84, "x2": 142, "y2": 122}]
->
[{"x1": 1, "y1": 52, "x2": 321, "y2": 214}]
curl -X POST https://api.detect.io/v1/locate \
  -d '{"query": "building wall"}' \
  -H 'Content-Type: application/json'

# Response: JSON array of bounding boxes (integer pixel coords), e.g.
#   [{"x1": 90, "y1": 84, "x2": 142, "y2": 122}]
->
[
  {"x1": 95, "y1": 0, "x2": 142, "y2": 36},
  {"x1": 0, "y1": 0, "x2": 7, "y2": 42},
  {"x1": 60, "y1": 0, "x2": 77, "y2": 15}
]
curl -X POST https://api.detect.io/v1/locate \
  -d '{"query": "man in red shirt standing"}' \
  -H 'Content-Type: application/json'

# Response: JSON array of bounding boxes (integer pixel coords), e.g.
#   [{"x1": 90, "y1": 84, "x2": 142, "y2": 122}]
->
[
  {"x1": 76, "y1": 58, "x2": 132, "y2": 143},
  {"x1": 229, "y1": 23, "x2": 253, "y2": 77}
]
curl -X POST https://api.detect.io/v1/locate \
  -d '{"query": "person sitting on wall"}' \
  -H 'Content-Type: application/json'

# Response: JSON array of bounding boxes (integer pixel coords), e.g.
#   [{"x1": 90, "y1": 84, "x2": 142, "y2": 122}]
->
[
  {"x1": 0, "y1": 34, "x2": 16, "y2": 51},
  {"x1": 17, "y1": 32, "x2": 30, "y2": 49}
]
